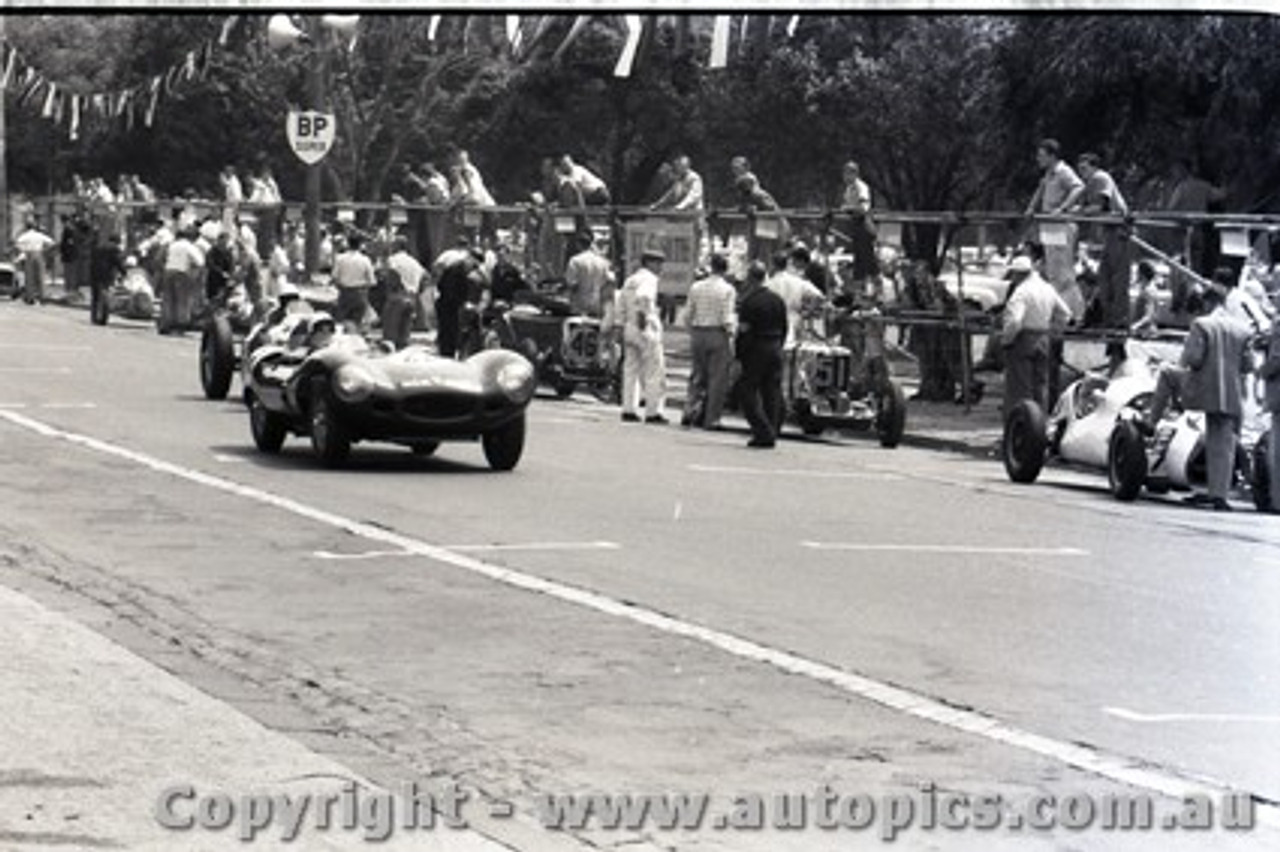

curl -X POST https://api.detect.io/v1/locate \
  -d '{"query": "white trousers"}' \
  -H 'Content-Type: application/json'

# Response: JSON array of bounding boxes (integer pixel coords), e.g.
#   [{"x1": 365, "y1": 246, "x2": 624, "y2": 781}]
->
[{"x1": 622, "y1": 336, "x2": 666, "y2": 419}]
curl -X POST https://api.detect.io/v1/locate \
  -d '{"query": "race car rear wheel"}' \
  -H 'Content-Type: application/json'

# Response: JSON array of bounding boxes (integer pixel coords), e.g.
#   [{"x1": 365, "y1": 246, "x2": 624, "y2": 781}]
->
[
  {"x1": 1251, "y1": 432, "x2": 1271, "y2": 512},
  {"x1": 200, "y1": 315, "x2": 236, "y2": 401},
  {"x1": 875, "y1": 381, "x2": 907, "y2": 448},
  {"x1": 310, "y1": 390, "x2": 352, "y2": 468},
  {"x1": 1107, "y1": 421, "x2": 1148, "y2": 502},
  {"x1": 482, "y1": 414, "x2": 526, "y2": 471},
  {"x1": 248, "y1": 392, "x2": 288, "y2": 454},
  {"x1": 1002, "y1": 400, "x2": 1047, "y2": 483},
  {"x1": 553, "y1": 378, "x2": 577, "y2": 399}
]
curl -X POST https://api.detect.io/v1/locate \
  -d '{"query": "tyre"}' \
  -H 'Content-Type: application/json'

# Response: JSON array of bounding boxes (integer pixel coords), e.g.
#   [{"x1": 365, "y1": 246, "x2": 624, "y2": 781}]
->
[
  {"x1": 1250, "y1": 433, "x2": 1271, "y2": 512},
  {"x1": 90, "y1": 284, "x2": 109, "y2": 326},
  {"x1": 1107, "y1": 421, "x2": 1148, "y2": 501},
  {"x1": 1002, "y1": 400, "x2": 1048, "y2": 483},
  {"x1": 309, "y1": 388, "x2": 352, "y2": 468},
  {"x1": 199, "y1": 315, "x2": 236, "y2": 400},
  {"x1": 553, "y1": 378, "x2": 576, "y2": 399},
  {"x1": 410, "y1": 440, "x2": 440, "y2": 457},
  {"x1": 248, "y1": 392, "x2": 288, "y2": 454},
  {"x1": 482, "y1": 414, "x2": 526, "y2": 471},
  {"x1": 875, "y1": 381, "x2": 907, "y2": 448}
]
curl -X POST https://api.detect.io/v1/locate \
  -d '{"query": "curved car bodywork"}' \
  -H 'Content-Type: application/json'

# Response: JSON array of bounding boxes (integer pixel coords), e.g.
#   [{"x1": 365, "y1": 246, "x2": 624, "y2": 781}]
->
[{"x1": 244, "y1": 325, "x2": 536, "y2": 468}]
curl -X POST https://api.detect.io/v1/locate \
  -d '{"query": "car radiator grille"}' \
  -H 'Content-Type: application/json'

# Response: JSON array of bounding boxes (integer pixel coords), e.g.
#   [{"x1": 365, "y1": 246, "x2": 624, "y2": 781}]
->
[{"x1": 402, "y1": 392, "x2": 478, "y2": 420}]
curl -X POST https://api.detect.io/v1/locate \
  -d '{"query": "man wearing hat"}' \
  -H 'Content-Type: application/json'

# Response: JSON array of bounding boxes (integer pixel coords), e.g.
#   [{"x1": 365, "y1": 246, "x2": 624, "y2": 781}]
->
[
  {"x1": 617, "y1": 246, "x2": 668, "y2": 424},
  {"x1": 999, "y1": 252, "x2": 1072, "y2": 417},
  {"x1": 1141, "y1": 282, "x2": 1253, "y2": 510}
]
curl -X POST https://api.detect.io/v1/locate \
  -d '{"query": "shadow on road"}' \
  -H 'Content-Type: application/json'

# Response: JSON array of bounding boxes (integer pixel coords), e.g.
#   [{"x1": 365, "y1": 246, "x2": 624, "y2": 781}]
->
[{"x1": 207, "y1": 443, "x2": 497, "y2": 475}]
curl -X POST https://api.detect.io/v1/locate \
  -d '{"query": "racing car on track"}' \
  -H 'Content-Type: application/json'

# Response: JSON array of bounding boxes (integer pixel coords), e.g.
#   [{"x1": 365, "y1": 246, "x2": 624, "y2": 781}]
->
[
  {"x1": 1001, "y1": 342, "x2": 1267, "y2": 508},
  {"x1": 243, "y1": 312, "x2": 536, "y2": 470}
]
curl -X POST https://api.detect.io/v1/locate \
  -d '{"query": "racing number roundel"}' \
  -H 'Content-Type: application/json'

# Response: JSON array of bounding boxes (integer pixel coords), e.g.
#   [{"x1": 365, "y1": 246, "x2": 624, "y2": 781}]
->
[{"x1": 287, "y1": 110, "x2": 336, "y2": 166}]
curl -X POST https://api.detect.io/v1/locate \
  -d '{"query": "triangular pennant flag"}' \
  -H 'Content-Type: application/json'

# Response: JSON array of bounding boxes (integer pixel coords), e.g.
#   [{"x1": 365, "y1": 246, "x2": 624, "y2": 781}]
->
[
  {"x1": 709, "y1": 15, "x2": 731, "y2": 69},
  {"x1": 786, "y1": 15, "x2": 800, "y2": 38},
  {"x1": 739, "y1": 14, "x2": 750, "y2": 51},
  {"x1": 41, "y1": 82, "x2": 57, "y2": 118},
  {"x1": 0, "y1": 46, "x2": 15, "y2": 89},
  {"x1": 427, "y1": 15, "x2": 442, "y2": 42},
  {"x1": 506, "y1": 15, "x2": 520, "y2": 48},
  {"x1": 219, "y1": 15, "x2": 239, "y2": 47},
  {"x1": 69, "y1": 95, "x2": 81, "y2": 141},
  {"x1": 91, "y1": 93, "x2": 105, "y2": 117},
  {"x1": 18, "y1": 76, "x2": 41, "y2": 108},
  {"x1": 525, "y1": 15, "x2": 554, "y2": 54},
  {"x1": 552, "y1": 15, "x2": 590, "y2": 63},
  {"x1": 613, "y1": 15, "x2": 644, "y2": 78},
  {"x1": 183, "y1": 50, "x2": 196, "y2": 81},
  {"x1": 144, "y1": 76, "x2": 161, "y2": 128},
  {"x1": 460, "y1": 16, "x2": 472, "y2": 54}
]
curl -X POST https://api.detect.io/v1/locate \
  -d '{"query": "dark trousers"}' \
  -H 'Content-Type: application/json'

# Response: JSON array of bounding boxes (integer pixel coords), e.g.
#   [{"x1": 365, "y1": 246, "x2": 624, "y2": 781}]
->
[
  {"x1": 335, "y1": 287, "x2": 371, "y2": 332},
  {"x1": 436, "y1": 301, "x2": 461, "y2": 357},
  {"x1": 1003, "y1": 330, "x2": 1051, "y2": 417},
  {"x1": 739, "y1": 342, "x2": 784, "y2": 443},
  {"x1": 381, "y1": 293, "x2": 416, "y2": 350},
  {"x1": 689, "y1": 328, "x2": 732, "y2": 427}
]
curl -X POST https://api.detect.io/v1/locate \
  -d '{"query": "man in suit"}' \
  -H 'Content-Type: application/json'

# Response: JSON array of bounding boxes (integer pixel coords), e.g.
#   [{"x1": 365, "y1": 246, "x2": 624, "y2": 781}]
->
[
  {"x1": 735, "y1": 261, "x2": 789, "y2": 448},
  {"x1": 1142, "y1": 283, "x2": 1254, "y2": 510}
]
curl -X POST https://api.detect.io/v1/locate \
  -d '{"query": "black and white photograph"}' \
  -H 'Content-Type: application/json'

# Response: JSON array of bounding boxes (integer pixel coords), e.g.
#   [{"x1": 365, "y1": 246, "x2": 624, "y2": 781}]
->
[{"x1": 0, "y1": 3, "x2": 1277, "y2": 850}]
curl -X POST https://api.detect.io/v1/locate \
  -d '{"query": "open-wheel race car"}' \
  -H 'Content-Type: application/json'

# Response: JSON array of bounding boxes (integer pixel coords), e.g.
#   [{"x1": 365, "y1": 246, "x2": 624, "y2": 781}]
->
[
  {"x1": 1001, "y1": 343, "x2": 1267, "y2": 508},
  {"x1": 198, "y1": 285, "x2": 279, "y2": 400},
  {"x1": 243, "y1": 312, "x2": 536, "y2": 470},
  {"x1": 459, "y1": 289, "x2": 621, "y2": 402},
  {"x1": 780, "y1": 306, "x2": 907, "y2": 447},
  {"x1": 89, "y1": 259, "x2": 155, "y2": 326}
]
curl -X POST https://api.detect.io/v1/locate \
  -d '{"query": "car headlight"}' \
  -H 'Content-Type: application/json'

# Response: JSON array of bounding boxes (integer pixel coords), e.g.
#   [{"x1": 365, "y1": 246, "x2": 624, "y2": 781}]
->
[
  {"x1": 333, "y1": 365, "x2": 375, "y2": 402},
  {"x1": 497, "y1": 361, "x2": 535, "y2": 403}
]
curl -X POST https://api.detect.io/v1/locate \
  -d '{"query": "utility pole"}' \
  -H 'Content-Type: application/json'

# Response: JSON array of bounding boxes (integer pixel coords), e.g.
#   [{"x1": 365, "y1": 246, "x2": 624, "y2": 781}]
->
[
  {"x1": 0, "y1": 14, "x2": 9, "y2": 257},
  {"x1": 304, "y1": 14, "x2": 323, "y2": 278}
]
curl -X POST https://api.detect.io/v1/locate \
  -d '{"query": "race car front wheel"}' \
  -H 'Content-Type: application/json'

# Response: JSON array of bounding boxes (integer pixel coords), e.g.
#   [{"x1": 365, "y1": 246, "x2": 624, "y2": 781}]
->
[
  {"x1": 875, "y1": 381, "x2": 907, "y2": 448},
  {"x1": 200, "y1": 315, "x2": 236, "y2": 401},
  {"x1": 1107, "y1": 421, "x2": 1148, "y2": 502},
  {"x1": 482, "y1": 414, "x2": 526, "y2": 471},
  {"x1": 248, "y1": 392, "x2": 288, "y2": 454},
  {"x1": 310, "y1": 390, "x2": 352, "y2": 468},
  {"x1": 1002, "y1": 400, "x2": 1047, "y2": 484}
]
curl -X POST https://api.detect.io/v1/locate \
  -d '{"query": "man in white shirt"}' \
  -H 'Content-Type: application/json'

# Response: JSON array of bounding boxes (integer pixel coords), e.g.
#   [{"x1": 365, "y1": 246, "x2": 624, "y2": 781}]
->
[
  {"x1": 766, "y1": 245, "x2": 826, "y2": 347},
  {"x1": 450, "y1": 150, "x2": 495, "y2": 207},
  {"x1": 1000, "y1": 253, "x2": 1072, "y2": 416},
  {"x1": 331, "y1": 232, "x2": 377, "y2": 332},
  {"x1": 158, "y1": 227, "x2": 206, "y2": 334},
  {"x1": 557, "y1": 155, "x2": 610, "y2": 206},
  {"x1": 563, "y1": 231, "x2": 615, "y2": 319},
  {"x1": 684, "y1": 253, "x2": 738, "y2": 429},
  {"x1": 15, "y1": 219, "x2": 55, "y2": 304},
  {"x1": 617, "y1": 248, "x2": 668, "y2": 424},
  {"x1": 651, "y1": 155, "x2": 703, "y2": 211}
]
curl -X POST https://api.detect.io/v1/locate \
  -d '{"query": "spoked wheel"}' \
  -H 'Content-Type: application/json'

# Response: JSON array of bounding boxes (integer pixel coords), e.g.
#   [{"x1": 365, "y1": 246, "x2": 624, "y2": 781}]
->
[
  {"x1": 309, "y1": 389, "x2": 351, "y2": 468},
  {"x1": 482, "y1": 414, "x2": 526, "y2": 471},
  {"x1": 1107, "y1": 421, "x2": 1148, "y2": 501},
  {"x1": 1002, "y1": 400, "x2": 1048, "y2": 483}
]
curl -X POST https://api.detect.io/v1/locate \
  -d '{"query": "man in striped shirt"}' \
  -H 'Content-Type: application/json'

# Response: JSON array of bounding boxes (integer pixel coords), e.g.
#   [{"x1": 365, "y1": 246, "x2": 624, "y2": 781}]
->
[{"x1": 683, "y1": 254, "x2": 738, "y2": 430}]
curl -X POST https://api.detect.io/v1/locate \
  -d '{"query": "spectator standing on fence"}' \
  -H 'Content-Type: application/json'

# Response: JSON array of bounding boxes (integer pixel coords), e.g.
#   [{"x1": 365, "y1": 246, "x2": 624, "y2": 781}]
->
[
  {"x1": 999, "y1": 253, "x2": 1072, "y2": 418},
  {"x1": 733, "y1": 163, "x2": 788, "y2": 262},
  {"x1": 652, "y1": 154, "x2": 704, "y2": 212},
  {"x1": 331, "y1": 232, "x2": 376, "y2": 333},
  {"x1": 16, "y1": 218, "x2": 55, "y2": 305},
  {"x1": 1167, "y1": 158, "x2": 1226, "y2": 279},
  {"x1": 1140, "y1": 282, "x2": 1251, "y2": 511},
  {"x1": 1074, "y1": 152, "x2": 1132, "y2": 332},
  {"x1": 684, "y1": 253, "x2": 738, "y2": 430},
  {"x1": 1024, "y1": 139, "x2": 1086, "y2": 319},
  {"x1": 618, "y1": 247, "x2": 669, "y2": 424},
  {"x1": 450, "y1": 150, "x2": 495, "y2": 207},
  {"x1": 839, "y1": 161, "x2": 881, "y2": 296},
  {"x1": 735, "y1": 261, "x2": 788, "y2": 448}
]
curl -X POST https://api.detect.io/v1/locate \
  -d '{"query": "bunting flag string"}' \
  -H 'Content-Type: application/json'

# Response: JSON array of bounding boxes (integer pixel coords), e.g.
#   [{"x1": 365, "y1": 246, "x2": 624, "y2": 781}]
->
[
  {"x1": 427, "y1": 15, "x2": 442, "y2": 42},
  {"x1": 69, "y1": 94, "x2": 81, "y2": 141},
  {"x1": 552, "y1": 15, "x2": 590, "y2": 63},
  {"x1": 613, "y1": 15, "x2": 644, "y2": 78},
  {"x1": 709, "y1": 14, "x2": 731, "y2": 70},
  {"x1": 0, "y1": 46, "x2": 15, "y2": 89},
  {"x1": 787, "y1": 15, "x2": 801, "y2": 38}
]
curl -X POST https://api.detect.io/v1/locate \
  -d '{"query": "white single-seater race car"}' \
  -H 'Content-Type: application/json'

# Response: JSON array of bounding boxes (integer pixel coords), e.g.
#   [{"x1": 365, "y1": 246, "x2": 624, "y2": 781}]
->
[{"x1": 1001, "y1": 343, "x2": 1268, "y2": 509}]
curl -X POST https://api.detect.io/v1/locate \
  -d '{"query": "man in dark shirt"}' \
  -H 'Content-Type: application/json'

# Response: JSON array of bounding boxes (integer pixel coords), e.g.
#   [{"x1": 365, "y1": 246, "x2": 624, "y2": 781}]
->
[
  {"x1": 205, "y1": 230, "x2": 237, "y2": 302},
  {"x1": 735, "y1": 261, "x2": 788, "y2": 448}
]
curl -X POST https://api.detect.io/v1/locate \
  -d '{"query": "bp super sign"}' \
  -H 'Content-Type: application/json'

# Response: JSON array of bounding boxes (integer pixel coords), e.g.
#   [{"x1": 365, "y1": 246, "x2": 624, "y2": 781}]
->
[{"x1": 287, "y1": 110, "x2": 336, "y2": 165}]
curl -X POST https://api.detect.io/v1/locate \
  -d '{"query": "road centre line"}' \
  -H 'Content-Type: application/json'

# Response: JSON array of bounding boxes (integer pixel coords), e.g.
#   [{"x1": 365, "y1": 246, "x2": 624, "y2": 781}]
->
[
  {"x1": 39, "y1": 402, "x2": 97, "y2": 410},
  {"x1": 314, "y1": 542, "x2": 620, "y2": 560},
  {"x1": 1105, "y1": 707, "x2": 1280, "y2": 724},
  {"x1": 688, "y1": 463, "x2": 901, "y2": 480},
  {"x1": 802, "y1": 542, "x2": 1089, "y2": 556},
  {"x1": 1, "y1": 406, "x2": 1275, "y2": 829},
  {"x1": 0, "y1": 343, "x2": 92, "y2": 351},
  {"x1": 0, "y1": 367, "x2": 71, "y2": 374}
]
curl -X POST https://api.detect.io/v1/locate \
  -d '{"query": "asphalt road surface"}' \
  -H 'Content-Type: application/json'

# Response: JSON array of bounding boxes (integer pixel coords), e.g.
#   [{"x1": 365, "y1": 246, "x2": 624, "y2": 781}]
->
[{"x1": 0, "y1": 301, "x2": 1277, "y2": 852}]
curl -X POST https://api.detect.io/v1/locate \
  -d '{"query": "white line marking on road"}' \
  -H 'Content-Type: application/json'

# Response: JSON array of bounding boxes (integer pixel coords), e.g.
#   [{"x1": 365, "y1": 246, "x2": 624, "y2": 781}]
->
[
  {"x1": 1105, "y1": 707, "x2": 1280, "y2": 724},
  {"x1": 802, "y1": 542, "x2": 1089, "y2": 556},
  {"x1": 0, "y1": 367, "x2": 71, "y2": 374},
  {"x1": 211, "y1": 454, "x2": 246, "y2": 463},
  {"x1": 0, "y1": 403, "x2": 28, "y2": 409},
  {"x1": 40, "y1": 402, "x2": 97, "y2": 410},
  {"x1": 673, "y1": 501, "x2": 683, "y2": 521},
  {"x1": 689, "y1": 463, "x2": 901, "y2": 480},
  {"x1": 1, "y1": 406, "x2": 1275, "y2": 829},
  {"x1": 0, "y1": 343, "x2": 92, "y2": 351},
  {"x1": 314, "y1": 542, "x2": 620, "y2": 560}
]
